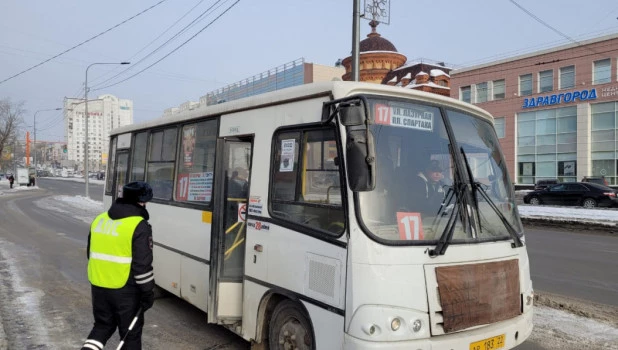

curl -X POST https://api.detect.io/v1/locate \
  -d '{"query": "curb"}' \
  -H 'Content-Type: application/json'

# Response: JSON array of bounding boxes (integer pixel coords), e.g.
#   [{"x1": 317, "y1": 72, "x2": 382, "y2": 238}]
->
[
  {"x1": 534, "y1": 291, "x2": 618, "y2": 327},
  {"x1": 521, "y1": 217, "x2": 618, "y2": 234}
]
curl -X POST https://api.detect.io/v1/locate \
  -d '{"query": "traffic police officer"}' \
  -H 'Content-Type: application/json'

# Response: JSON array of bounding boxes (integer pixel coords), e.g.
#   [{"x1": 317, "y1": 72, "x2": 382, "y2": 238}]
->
[{"x1": 81, "y1": 181, "x2": 155, "y2": 350}]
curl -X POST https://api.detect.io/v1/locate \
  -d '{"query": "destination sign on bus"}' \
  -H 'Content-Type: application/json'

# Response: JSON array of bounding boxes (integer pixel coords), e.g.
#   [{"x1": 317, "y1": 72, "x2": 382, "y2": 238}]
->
[{"x1": 374, "y1": 103, "x2": 433, "y2": 131}]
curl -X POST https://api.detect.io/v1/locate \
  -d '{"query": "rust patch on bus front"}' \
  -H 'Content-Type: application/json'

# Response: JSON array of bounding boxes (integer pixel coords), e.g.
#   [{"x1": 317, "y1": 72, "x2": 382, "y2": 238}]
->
[{"x1": 436, "y1": 259, "x2": 521, "y2": 333}]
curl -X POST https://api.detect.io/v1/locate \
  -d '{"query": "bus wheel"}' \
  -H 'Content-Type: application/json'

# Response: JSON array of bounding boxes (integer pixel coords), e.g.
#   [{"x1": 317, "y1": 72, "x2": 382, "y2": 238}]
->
[{"x1": 269, "y1": 300, "x2": 314, "y2": 350}]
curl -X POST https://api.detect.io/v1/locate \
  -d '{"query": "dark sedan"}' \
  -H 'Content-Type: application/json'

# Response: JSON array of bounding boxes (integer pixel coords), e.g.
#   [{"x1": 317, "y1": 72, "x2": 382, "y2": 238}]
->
[{"x1": 523, "y1": 182, "x2": 618, "y2": 208}]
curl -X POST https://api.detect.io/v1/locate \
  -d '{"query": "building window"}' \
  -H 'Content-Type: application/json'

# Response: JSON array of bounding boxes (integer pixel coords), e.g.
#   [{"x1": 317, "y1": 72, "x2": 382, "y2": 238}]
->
[
  {"x1": 475, "y1": 82, "x2": 488, "y2": 103},
  {"x1": 492, "y1": 79, "x2": 505, "y2": 100},
  {"x1": 590, "y1": 102, "x2": 618, "y2": 185},
  {"x1": 519, "y1": 74, "x2": 533, "y2": 96},
  {"x1": 494, "y1": 117, "x2": 505, "y2": 138},
  {"x1": 593, "y1": 59, "x2": 611, "y2": 85},
  {"x1": 559, "y1": 65, "x2": 575, "y2": 90},
  {"x1": 460, "y1": 86, "x2": 471, "y2": 103},
  {"x1": 516, "y1": 106, "x2": 577, "y2": 184},
  {"x1": 539, "y1": 70, "x2": 553, "y2": 93}
]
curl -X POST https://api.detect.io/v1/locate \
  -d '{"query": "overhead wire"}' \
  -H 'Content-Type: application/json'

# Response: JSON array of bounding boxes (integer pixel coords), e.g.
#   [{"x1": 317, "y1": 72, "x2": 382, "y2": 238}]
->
[
  {"x1": 91, "y1": 0, "x2": 227, "y2": 89},
  {"x1": 453, "y1": 41, "x2": 618, "y2": 79},
  {"x1": 508, "y1": 0, "x2": 604, "y2": 56},
  {"x1": 457, "y1": 27, "x2": 617, "y2": 68},
  {"x1": 446, "y1": 40, "x2": 618, "y2": 117},
  {"x1": 0, "y1": 0, "x2": 169, "y2": 86},
  {"x1": 88, "y1": 0, "x2": 210, "y2": 86},
  {"x1": 93, "y1": 0, "x2": 241, "y2": 91}
]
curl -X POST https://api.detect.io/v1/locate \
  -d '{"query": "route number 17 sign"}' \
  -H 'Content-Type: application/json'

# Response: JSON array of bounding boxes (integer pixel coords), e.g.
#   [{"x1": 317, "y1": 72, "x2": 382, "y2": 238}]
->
[{"x1": 397, "y1": 212, "x2": 424, "y2": 240}]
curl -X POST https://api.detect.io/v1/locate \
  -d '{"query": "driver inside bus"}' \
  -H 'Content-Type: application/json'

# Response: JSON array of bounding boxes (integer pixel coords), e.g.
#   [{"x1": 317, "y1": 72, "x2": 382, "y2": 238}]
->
[{"x1": 410, "y1": 159, "x2": 446, "y2": 217}]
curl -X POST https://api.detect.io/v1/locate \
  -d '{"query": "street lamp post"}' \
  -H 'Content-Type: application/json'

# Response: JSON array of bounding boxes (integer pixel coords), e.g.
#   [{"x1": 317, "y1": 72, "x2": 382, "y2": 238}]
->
[
  {"x1": 34, "y1": 108, "x2": 62, "y2": 170},
  {"x1": 84, "y1": 61, "x2": 130, "y2": 198}
]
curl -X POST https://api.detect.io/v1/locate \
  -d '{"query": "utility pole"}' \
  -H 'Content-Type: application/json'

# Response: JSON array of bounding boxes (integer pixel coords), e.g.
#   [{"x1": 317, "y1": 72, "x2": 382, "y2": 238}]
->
[
  {"x1": 352, "y1": 0, "x2": 391, "y2": 82},
  {"x1": 351, "y1": 0, "x2": 361, "y2": 81},
  {"x1": 84, "y1": 61, "x2": 129, "y2": 198}
]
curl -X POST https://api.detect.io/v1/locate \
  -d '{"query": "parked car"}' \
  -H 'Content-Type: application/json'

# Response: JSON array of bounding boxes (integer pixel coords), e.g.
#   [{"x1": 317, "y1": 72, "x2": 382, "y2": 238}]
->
[
  {"x1": 524, "y1": 182, "x2": 618, "y2": 208},
  {"x1": 534, "y1": 178, "x2": 558, "y2": 190},
  {"x1": 581, "y1": 176, "x2": 609, "y2": 186}
]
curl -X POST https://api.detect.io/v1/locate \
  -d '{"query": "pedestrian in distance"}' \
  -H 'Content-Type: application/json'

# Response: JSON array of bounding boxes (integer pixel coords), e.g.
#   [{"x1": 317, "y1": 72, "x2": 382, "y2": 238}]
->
[
  {"x1": 81, "y1": 181, "x2": 155, "y2": 350},
  {"x1": 8, "y1": 174, "x2": 14, "y2": 189}
]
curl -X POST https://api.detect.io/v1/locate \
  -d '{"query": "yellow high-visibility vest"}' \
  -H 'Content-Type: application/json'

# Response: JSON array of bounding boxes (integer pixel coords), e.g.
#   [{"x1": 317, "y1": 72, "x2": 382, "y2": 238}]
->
[{"x1": 88, "y1": 213, "x2": 143, "y2": 288}]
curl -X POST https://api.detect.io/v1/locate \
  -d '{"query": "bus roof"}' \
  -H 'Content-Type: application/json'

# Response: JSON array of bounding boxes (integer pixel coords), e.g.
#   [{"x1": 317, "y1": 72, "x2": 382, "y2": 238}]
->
[{"x1": 110, "y1": 81, "x2": 494, "y2": 136}]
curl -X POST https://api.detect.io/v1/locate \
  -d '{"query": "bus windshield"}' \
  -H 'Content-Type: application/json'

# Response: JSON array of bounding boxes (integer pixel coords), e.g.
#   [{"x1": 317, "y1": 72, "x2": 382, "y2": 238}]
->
[{"x1": 357, "y1": 97, "x2": 523, "y2": 244}]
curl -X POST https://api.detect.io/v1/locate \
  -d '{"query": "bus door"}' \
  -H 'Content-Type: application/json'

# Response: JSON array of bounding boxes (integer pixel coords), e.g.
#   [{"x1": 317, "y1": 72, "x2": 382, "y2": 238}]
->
[{"x1": 209, "y1": 136, "x2": 253, "y2": 325}]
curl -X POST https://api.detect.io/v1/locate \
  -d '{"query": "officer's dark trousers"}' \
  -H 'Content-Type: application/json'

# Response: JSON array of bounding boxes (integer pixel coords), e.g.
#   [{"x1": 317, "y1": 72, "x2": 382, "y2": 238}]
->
[{"x1": 81, "y1": 285, "x2": 143, "y2": 350}]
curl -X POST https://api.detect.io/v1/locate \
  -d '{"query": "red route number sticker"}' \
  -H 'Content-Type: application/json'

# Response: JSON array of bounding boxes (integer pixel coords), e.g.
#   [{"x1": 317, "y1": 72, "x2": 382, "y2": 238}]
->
[
  {"x1": 375, "y1": 103, "x2": 391, "y2": 125},
  {"x1": 397, "y1": 212, "x2": 424, "y2": 240}
]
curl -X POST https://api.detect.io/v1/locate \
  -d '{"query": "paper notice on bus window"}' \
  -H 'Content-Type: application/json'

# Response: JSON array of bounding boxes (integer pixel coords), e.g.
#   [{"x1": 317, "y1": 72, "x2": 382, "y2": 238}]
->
[
  {"x1": 183, "y1": 125, "x2": 196, "y2": 168},
  {"x1": 280, "y1": 139, "x2": 295, "y2": 172},
  {"x1": 188, "y1": 172, "x2": 213, "y2": 201},
  {"x1": 177, "y1": 172, "x2": 213, "y2": 201},
  {"x1": 375, "y1": 103, "x2": 433, "y2": 132},
  {"x1": 397, "y1": 212, "x2": 424, "y2": 240}
]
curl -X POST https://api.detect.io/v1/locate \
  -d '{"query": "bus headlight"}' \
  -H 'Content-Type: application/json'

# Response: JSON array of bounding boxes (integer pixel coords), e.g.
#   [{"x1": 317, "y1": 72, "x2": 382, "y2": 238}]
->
[
  {"x1": 348, "y1": 305, "x2": 430, "y2": 341},
  {"x1": 391, "y1": 318, "x2": 401, "y2": 331}
]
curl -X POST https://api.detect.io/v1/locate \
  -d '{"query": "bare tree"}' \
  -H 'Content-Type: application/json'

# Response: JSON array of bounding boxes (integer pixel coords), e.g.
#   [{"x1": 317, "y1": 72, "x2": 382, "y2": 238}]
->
[{"x1": 0, "y1": 98, "x2": 25, "y2": 169}]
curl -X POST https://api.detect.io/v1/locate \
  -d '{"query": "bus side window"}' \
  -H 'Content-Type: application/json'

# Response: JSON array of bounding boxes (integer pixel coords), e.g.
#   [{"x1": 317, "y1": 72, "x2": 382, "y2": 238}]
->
[
  {"x1": 270, "y1": 127, "x2": 345, "y2": 235},
  {"x1": 146, "y1": 127, "x2": 178, "y2": 200}
]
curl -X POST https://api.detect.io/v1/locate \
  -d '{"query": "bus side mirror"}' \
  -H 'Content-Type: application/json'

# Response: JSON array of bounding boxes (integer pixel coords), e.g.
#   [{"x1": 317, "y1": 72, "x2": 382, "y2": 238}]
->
[
  {"x1": 339, "y1": 103, "x2": 366, "y2": 126},
  {"x1": 346, "y1": 129, "x2": 376, "y2": 191}
]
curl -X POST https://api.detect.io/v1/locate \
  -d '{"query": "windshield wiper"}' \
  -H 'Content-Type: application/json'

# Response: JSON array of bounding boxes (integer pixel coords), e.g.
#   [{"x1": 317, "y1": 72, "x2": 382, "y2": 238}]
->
[
  {"x1": 429, "y1": 183, "x2": 464, "y2": 257},
  {"x1": 460, "y1": 147, "x2": 482, "y2": 237},
  {"x1": 473, "y1": 182, "x2": 524, "y2": 248},
  {"x1": 460, "y1": 147, "x2": 524, "y2": 248},
  {"x1": 429, "y1": 143, "x2": 475, "y2": 257}
]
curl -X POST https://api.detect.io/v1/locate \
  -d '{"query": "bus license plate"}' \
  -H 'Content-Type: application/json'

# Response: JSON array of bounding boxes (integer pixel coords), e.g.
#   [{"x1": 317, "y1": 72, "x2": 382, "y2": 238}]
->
[{"x1": 469, "y1": 334, "x2": 505, "y2": 350}]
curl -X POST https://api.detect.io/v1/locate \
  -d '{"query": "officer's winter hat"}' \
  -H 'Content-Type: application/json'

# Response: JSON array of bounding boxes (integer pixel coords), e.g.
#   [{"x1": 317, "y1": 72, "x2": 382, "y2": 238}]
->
[{"x1": 122, "y1": 181, "x2": 153, "y2": 203}]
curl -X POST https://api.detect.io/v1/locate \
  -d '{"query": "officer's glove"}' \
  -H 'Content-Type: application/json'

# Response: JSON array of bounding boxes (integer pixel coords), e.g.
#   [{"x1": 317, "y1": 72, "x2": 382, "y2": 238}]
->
[{"x1": 140, "y1": 291, "x2": 155, "y2": 311}]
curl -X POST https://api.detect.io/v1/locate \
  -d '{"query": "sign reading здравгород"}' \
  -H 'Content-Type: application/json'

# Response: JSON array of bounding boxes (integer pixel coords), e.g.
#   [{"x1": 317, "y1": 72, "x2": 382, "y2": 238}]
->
[{"x1": 522, "y1": 88, "x2": 597, "y2": 109}]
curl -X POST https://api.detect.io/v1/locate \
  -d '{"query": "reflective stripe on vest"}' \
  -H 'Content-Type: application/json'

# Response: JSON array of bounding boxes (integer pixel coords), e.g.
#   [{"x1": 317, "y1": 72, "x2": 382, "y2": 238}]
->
[{"x1": 88, "y1": 213, "x2": 143, "y2": 289}]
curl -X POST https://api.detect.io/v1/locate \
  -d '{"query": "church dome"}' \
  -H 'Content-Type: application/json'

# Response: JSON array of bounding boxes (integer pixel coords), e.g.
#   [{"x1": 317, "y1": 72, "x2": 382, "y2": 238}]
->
[{"x1": 360, "y1": 21, "x2": 398, "y2": 52}]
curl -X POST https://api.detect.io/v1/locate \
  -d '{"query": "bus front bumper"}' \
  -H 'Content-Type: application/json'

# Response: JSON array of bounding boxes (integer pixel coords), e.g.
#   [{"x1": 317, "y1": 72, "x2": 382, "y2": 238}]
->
[{"x1": 344, "y1": 309, "x2": 533, "y2": 350}]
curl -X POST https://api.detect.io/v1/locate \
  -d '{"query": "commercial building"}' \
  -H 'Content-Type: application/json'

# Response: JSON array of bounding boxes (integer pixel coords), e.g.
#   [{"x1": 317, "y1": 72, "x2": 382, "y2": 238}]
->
[
  {"x1": 451, "y1": 34, "x2": 618, "y2": 185},
  {"x1": 64, "y1": 94, "x2": 133, "y2": 171},
  {"x1": 163, "y1": 58, "x2": 345, "y2": 116}
]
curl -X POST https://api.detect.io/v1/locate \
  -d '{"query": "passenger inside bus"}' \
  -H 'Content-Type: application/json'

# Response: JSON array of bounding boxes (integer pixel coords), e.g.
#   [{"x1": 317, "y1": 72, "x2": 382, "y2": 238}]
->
[{"x1": 228, "y1": 167, "x2": 249, "y2": 199}]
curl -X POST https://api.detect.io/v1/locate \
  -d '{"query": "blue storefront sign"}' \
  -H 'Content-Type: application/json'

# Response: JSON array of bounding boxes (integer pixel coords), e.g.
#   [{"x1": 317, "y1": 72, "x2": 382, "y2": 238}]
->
[{"x1": 522, "y1": 88, "x2": 597, "y2": 109}]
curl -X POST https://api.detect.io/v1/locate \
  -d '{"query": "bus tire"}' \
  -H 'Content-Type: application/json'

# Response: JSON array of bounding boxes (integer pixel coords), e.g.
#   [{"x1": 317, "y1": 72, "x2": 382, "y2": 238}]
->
[{"x1": 268, "y1": 299, "x2": 314, "y2": 350}]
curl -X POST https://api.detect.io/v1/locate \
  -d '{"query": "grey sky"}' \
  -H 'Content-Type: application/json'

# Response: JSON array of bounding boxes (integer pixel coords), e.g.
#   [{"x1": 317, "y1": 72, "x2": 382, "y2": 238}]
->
[{"x1": 1, "y1": 0, "x2": 617, "y2": 142}]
